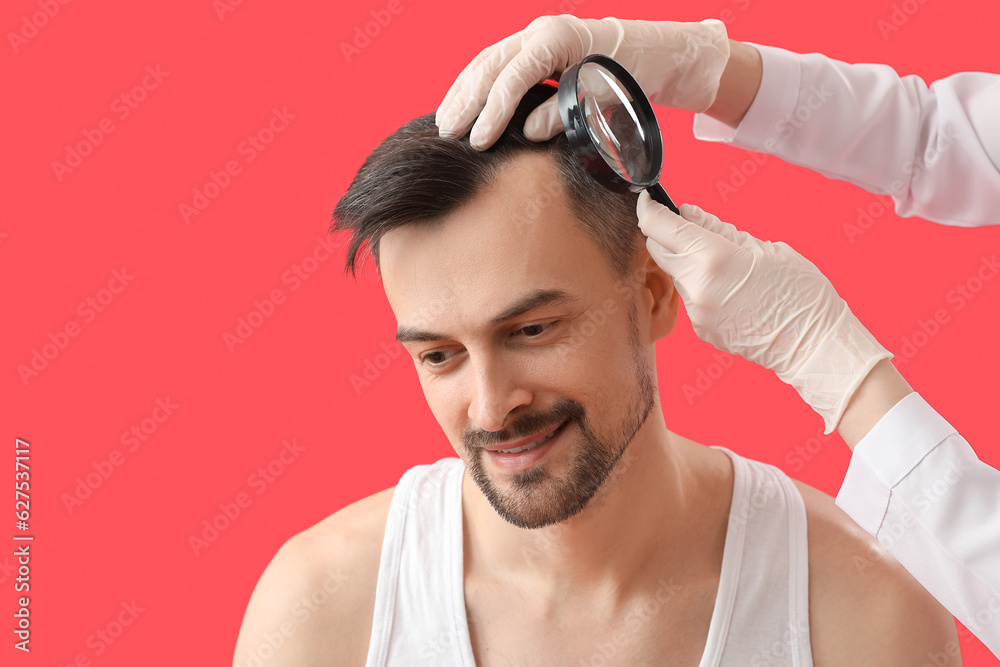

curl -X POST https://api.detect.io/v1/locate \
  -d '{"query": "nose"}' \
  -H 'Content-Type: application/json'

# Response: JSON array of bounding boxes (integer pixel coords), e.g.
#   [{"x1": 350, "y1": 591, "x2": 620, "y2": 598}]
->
[{"x1": 467, "y1": 353, "x2": 532, "y2": 433}]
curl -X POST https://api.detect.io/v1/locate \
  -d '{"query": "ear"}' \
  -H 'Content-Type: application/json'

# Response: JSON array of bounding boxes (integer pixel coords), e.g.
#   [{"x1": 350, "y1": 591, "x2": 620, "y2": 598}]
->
[{"x1": 639, "y1": 244, "x2": 680, "y2": 342}]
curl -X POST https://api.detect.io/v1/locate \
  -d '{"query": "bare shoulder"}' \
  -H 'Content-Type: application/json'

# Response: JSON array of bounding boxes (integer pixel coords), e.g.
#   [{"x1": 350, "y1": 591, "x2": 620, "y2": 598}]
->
[
  {"x1": 790, "y1": 479, "x2": 961, "y2": 667},
  {"x1": 233, "y1": 486, "x2": 396, "y2": 667}
]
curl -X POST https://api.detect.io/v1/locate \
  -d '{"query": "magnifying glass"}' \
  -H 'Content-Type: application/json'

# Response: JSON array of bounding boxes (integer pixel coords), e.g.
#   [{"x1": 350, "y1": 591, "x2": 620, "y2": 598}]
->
[{"x1": 557, "y1": 54, "x2": 680, "y2": 215}]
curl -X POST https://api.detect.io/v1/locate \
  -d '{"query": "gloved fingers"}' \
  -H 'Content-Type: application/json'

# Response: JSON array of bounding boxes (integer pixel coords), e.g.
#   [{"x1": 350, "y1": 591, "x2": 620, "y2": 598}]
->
[
  {"x1": 643, "y1": 236, "x2": 697, "y2": 277},
  {"x1": 436, "y1": 39, "x2": 504, "y2": 128},
  {"x1": 469, "y1": 44, "x2": 568, "y2": 148},
  {"x1": 436, "y1": 34, "x2": 522, "y2": 140},
  {"x1": 636, "y1": 191, "x2": 728, "y2": 256},
  {"x1": 644, "y1": 236, "x2": 694, "y2": 301},
  {"x1": 676, "y1": 203, "x2": 748, "y2": 246},
  {"x1": 440, "y1": 15, "x2": 593, "y2": 148},
  {"x1": 523, "y1": 96, "x2": 562, "y2": 141}
]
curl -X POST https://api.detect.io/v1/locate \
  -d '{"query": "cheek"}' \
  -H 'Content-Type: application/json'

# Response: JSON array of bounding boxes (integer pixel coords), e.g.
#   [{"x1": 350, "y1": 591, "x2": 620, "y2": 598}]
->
[
  {"x1": 569, "y1": 310, "x2": 637, "y2": 366},
  {"x1": 567, "y1": 316, "x2": 645, "y2": 400},
  {"x1": 418, "y1": 372, "x2": 470, "y2": 444}
]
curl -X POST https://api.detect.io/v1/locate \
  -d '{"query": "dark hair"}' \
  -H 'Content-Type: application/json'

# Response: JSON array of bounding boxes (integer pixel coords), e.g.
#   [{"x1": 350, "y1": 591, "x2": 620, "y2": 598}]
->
[{"x1": 331, "y1": 84, "x2": 641, "y2": 278}]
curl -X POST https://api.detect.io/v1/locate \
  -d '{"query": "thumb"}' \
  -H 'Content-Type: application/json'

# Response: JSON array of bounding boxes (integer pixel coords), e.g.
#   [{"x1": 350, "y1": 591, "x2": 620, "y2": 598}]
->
[
  {"x1": 523, "y1": 97, "x2": 563, "y2": 141},
  {"x1": 636, "y1": 191, "x2": 715, "y2": 255}
]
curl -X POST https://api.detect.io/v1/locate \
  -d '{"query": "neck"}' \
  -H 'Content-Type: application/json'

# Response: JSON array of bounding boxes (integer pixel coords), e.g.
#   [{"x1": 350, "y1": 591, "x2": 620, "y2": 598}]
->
[{"x1": 461, "y1": 410, "x2": 733, "y2": 606}]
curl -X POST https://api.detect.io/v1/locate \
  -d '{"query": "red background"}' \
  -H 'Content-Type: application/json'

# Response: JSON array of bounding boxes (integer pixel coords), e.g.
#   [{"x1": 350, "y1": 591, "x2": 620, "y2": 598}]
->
[{"x1": 4, "y1": 0, "x2": 999, "y2": 664}]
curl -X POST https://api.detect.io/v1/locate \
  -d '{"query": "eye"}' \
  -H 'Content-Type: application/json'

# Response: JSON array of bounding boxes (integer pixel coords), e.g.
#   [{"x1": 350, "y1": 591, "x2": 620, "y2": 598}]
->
[
  {"x1": 419, "y1": 350, "x2": 453, "y2": 367},
  {"x1": 513, "y1": 321, "x2": 558, "y2": 338}
]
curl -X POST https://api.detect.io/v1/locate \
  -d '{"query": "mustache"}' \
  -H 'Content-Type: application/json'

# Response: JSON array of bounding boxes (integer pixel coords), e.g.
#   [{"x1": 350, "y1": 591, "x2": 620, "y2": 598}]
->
[{"x1": 463, "y1": 398, "x2": 584, "y2": 450}]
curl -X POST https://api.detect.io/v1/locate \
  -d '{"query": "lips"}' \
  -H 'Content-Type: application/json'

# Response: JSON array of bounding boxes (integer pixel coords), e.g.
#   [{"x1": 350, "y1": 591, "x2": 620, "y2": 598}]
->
[
  {"x1": 497, "y1": 427, "x2": 560, "y2": 454},
  {"x1": 485, "y1": 420, "x2": 568, "y2": 454},
  {"x1": 482, "y1": 420, "x2": 569, "y2": 472}
]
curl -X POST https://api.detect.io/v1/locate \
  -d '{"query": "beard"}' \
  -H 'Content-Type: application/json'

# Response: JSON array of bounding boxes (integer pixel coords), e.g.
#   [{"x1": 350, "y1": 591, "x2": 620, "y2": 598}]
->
[{"x1": 463, "y1": 299, "x2": 657, "y2": 529}]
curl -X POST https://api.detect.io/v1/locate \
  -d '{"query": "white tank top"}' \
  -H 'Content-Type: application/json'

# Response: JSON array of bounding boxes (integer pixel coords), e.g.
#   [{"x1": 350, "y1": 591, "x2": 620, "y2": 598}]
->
[{"x1": 364, "y1": 447, "x2": 813, "y2": 666}]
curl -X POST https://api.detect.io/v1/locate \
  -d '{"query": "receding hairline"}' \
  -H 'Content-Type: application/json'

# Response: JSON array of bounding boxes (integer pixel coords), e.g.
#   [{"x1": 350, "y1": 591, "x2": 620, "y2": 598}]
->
[
  {"x1": 331, "y1": 85, "x2": 643, "y2": 280},
  {"x1": 374, "y1": 148, "x2": 637, "y2": 278}
]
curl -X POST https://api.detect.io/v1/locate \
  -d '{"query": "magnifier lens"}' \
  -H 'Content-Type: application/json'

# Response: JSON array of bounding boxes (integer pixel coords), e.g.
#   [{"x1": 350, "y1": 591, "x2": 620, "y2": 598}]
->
[
  {"x1": 558, "y1": 54, "x2": 678, "y2": 213},
  {"x1": 577, "y1": 63, "x2": 653, "y2": 184}
]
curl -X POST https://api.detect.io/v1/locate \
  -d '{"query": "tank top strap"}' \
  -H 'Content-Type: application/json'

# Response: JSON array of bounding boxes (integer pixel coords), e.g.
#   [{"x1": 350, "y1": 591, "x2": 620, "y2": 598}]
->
[
  {"x1": 702, "y1": 447, "x2": 813, "y2": 667},
  {"x1": 365, "y1": 457, "x2": 475, "y2": 666}
]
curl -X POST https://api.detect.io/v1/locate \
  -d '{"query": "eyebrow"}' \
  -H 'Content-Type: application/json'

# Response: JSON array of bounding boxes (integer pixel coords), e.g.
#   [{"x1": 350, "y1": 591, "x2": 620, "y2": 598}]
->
[{"x1": 395, "y1": 288, "x2": 577, "y2": 344}]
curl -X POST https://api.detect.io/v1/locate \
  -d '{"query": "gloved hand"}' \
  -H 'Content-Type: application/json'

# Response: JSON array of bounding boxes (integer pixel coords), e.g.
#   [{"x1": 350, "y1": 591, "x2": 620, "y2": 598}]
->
[
  {"x1": 435, "y1": 15, "x2": 730, "y2": 150},
  {"x1": 636, "y1": 192, "x2": 892, "y2": 433}
]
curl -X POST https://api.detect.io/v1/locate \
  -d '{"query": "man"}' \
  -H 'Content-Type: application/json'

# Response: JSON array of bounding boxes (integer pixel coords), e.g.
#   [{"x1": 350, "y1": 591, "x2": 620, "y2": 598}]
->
[
  {"x1": 434, "y1": 15, "x2": 1000, "y2": 654},
  {"x1": 233, "y1": 86, "x2": 958, "y2": 666}
]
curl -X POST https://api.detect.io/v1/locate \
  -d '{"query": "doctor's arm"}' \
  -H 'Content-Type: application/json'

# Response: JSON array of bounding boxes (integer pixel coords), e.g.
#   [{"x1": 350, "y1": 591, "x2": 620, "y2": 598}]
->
[
  {"x1": 834, "y1": 358, "x2": 1000, "y2": 657},
  {"x1": 438, "y1": 15, "x2": 1000, "y2": 227},
  {"x1": 698, "y1": 41, "x2": 1000, "y2": 227},
  {"x1": 636, "y1": 194, "x2": 1000, "y2": 657}
]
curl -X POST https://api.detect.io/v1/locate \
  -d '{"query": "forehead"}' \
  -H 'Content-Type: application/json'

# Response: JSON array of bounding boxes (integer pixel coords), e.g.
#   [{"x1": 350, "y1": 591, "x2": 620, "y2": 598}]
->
[{"x1": 379, "y1": 152, "x2": 618, "y2": 330}]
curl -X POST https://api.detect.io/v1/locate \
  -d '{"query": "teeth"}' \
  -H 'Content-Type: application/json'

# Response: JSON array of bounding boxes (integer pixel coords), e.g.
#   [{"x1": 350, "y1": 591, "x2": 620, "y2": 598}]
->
[{"x1": 498, "y1": 425, "x2": 560, "y2": 454}]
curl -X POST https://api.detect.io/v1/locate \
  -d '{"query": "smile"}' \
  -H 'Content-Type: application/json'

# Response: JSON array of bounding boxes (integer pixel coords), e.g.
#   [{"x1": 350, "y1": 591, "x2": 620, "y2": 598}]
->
[
  {"x1": 483, "y1": 419, "x2": 570, "y2": 473},
  {"x1": 498, "y1": 424, "x2": 563, "y2": 454}
]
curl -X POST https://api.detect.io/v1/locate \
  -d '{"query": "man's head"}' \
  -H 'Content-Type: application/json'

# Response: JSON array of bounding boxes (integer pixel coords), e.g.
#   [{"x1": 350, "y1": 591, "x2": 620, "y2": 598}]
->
[
  {"x1": 334, "y1": 85, "x2": 643, "y2": 280},
  {"x1": 332, "y1": 86, "x2": 680, "y2": 529}
]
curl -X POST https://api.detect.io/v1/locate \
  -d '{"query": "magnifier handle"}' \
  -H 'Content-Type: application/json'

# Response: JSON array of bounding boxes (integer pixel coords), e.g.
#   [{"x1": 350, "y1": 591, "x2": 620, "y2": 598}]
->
[{"x1": 648, "y1": 183, "x2": 680, "y2": 215}]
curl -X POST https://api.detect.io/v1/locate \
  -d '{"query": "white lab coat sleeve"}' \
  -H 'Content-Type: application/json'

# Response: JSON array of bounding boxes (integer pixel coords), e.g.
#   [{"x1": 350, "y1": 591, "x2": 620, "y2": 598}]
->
[
  {"x1": 693, "y1": 44, "x2": 1000, "y2": 227},
  {"x1": 835, "y1": 392, "x2": 1000, "y2": 656}
]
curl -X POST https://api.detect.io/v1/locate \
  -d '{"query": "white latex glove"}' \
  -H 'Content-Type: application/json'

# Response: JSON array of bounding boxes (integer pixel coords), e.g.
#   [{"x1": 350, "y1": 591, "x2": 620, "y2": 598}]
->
[
  {"x1": 636, "y1": 192, "x2": 892, "y2": 433},
  {"x1": 435, "y1": 15, "x2": 730, "y2": 149}
]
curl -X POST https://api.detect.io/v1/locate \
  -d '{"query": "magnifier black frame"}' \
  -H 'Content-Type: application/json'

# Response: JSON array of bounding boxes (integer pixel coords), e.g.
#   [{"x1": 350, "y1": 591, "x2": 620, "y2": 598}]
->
[{"x1": 558, "y1": 54, "x2": 680, "y2": 214}]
